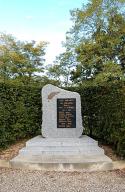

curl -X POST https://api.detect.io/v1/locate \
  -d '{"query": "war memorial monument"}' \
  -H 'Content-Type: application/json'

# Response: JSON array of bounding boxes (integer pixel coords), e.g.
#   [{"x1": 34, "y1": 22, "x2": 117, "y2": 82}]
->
[{"x1": 11, "y1": 84, "x2": 112, "y2": 171}]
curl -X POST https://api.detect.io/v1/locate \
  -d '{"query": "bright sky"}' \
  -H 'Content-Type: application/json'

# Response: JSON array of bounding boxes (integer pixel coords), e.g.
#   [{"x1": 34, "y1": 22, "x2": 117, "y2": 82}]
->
[{"x1": 0, "y1": 0, "x2": 87, "y2": 65}]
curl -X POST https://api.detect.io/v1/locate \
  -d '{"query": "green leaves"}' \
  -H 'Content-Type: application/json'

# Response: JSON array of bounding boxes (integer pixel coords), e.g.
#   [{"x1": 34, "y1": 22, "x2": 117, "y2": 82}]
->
[
  {"x1": 94, "y1": 62, "x2": 123, "y2": 84},
  {"x1": 59, "y1": 0, "x2": 125, "y2": 85},
  {"x1": 0, "y1": 83, "x2": 41, "y2": 148},
  {"x1": 0, "y1": 33, "x2": 47, "y2": 85},
  {"x1": 67, "y1": 82, "x2": 125, "y2": 157}
]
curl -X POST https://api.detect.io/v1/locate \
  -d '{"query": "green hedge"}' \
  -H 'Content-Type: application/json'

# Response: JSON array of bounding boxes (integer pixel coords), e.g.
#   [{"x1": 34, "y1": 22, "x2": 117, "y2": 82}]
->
[
  {"x1": 0, "y1": 82, "x2": 125, "y2": 157},
  {"x1": 68, "y1": 82, "x2": 125, "y2": 157},
  {"x1": 0, "y1": 83, "x2": 41, "y2": 148}
]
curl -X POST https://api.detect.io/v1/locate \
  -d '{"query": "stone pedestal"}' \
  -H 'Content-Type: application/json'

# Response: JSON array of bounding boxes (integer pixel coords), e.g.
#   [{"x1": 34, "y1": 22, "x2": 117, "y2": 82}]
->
[{"x1": 10, "y1": 135, "x2": 112, "y2": 171}]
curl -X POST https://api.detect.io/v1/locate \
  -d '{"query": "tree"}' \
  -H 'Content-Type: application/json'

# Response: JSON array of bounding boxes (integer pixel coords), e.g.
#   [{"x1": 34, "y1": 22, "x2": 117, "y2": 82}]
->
[
  {"x1": 47, "y1": 63, "x2": 62, "y2": 84},
  {"x1": 0, "y1": 33, "x2": 47, "y2": 85},
  {"x1": 61, "y1": 0, "x2": 125, "y2": 84},
  {"x1": 47, "y1": 50, "x2": 76, "y2": 86}
]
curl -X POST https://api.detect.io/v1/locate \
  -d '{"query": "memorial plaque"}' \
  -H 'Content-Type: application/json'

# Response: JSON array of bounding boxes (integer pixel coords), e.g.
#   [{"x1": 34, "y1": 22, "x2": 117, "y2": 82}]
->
[{"x1": 57, "y1": 98, "x2": 76, "y2": 128}]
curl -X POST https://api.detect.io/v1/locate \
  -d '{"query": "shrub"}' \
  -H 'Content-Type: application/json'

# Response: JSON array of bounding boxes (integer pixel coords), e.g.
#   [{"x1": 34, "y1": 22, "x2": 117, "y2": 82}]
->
[
  {"x1": 0, "y1": 82, "x2": 41, "y2": 148},
  {"x1": 69, "y1": 82, "x2": 125, "y2": 157}
]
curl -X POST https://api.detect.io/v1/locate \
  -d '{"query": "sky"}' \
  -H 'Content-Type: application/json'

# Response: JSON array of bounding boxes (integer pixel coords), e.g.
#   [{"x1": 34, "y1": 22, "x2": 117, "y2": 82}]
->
[{"x1": 0, "y1": 0, "x2": 87, "y2": 65}]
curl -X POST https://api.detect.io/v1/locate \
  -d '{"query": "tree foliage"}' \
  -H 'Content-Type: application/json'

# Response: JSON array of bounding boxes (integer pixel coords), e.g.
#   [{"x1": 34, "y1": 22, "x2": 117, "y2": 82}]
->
[
  {"x1": 0, "y1": 33, "x2": 47, "y2": 85},
  {"x1": 47, "y1": 51, "x2": 76, "y2": 86},
  {"x1": 54, "y1": 0, "x2": 125, "y2": 84}
]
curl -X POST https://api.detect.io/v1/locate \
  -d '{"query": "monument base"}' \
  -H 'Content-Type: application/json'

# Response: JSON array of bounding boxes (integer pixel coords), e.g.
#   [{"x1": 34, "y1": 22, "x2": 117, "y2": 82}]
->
[{"x1": 10, "y1": 135, "x2": 112, "y2": 171}]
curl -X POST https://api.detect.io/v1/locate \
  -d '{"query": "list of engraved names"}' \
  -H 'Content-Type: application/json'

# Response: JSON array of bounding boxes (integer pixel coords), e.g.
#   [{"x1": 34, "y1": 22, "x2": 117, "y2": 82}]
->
[{"x1": 57, "y1": 98, "x2": 76, "y2": 128}]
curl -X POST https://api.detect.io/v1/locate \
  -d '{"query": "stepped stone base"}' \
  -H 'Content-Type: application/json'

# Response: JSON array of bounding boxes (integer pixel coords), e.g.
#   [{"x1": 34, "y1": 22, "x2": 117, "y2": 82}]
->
[{"x1": 10, "y1": 135, "x2": 113, "y2": 171}]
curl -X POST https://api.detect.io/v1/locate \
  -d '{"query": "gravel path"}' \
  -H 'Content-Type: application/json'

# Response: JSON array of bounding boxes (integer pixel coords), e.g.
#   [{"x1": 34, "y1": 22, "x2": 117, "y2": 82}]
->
[{"x1": 0, "y1": 168, "x2": 125, "y2": 192}]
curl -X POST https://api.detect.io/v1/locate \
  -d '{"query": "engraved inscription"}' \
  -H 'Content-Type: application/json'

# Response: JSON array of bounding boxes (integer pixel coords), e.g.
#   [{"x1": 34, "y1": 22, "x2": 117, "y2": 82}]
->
[{"x1": 57, "y1": 98, "x2": 76, "y2": 128}]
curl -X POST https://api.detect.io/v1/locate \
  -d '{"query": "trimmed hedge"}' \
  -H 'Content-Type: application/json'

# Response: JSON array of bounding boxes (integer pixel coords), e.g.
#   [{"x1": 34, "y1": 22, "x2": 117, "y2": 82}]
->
[
  {"x1": 0, "y1": 83, "x2": 41, "y2": 148},
  {"x1": 0, "y1": 82, "x2": 125, "y2": 157},
  {"x1": 67, "y1": 82, "x2": 125, "y2": 157}
]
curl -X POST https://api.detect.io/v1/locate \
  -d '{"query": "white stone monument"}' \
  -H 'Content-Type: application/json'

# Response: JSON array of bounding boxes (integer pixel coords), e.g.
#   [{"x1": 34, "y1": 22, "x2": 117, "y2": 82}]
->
[
  {"x1": 42, "y1": 84, "x2": 83, "y2": 138},
  {"x1": 11, "y1": 84, "x2": 112, "y2": 171}
]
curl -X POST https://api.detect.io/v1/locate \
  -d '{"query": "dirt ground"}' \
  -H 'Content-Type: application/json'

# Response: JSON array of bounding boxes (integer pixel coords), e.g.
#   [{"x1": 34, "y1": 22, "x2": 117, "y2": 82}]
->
[
  {"x1": 99, "y1": 144, "x2": 122, "y2": 161},
  {"x1": 0, "y1": 139, "x2": 27, "y2": 160}
]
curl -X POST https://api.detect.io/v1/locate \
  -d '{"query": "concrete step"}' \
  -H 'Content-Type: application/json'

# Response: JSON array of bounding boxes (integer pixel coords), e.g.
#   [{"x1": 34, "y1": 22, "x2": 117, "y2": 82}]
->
[
  {"x1": 26, "y1": 141, "x2": 98, "y2": 147},
  {"x1": 19, "y1": 146, "x2": 104, "y2": 156},
  {"x1": 21, "y1": 146, "x2": 103, "y2": 152},
  {"x1": 11, "y1": 154, "x2": 112, "y2": 163},
  {"x1": 20, "y1": 135, "x2": 104, "y2": 156},
  {"x1": 10, "y1": 154, "x2": 113, "y2": 172},
  {"x1": 10, "y1": 135, "x2": 112, "y2": 172},
  {"x1": 20, "y1": 151, "x2": 104, "y2": 156},
  {"x1": 26, "y1": 135, "x2": 98, "y2": 147}
]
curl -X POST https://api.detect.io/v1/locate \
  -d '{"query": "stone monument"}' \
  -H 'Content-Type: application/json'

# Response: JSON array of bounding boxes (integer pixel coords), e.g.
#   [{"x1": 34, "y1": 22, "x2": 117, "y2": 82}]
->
[
  {"x1": 11, "y1": 84, "x2": 112, "y2": 171},
  {"x1": 42, "y1": 84, "x2": 83, "y2": 138}
]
